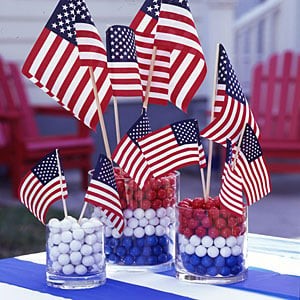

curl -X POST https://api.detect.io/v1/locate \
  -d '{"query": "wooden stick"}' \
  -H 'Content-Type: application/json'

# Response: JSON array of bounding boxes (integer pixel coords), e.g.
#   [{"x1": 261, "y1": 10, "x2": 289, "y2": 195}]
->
[
  {"x1": 231, "y1": 122, "x2": 247, "y2": 171},
  {"x1": 79, "y1": 67, "x2": 113, "y2": 222},
  {"x1": 205, "y1": 43, "x2": 220, "y2": 200},
  {"x1": 200, "y1": 168, "x2": 206, "y2": 199},
  {"x1": 55, "y1": 149, "x2": 68, "y2": 218},
  {"x1": 113, "y1": 96, "x2": 121, "y2": 144},
  {"x1": 143, "y1": 46, "x2": 157, "y2": 111}
]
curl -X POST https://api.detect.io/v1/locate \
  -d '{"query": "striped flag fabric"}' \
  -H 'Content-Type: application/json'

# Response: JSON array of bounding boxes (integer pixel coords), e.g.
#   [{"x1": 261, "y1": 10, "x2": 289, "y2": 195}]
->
[
  {"x1": 84, "y1": 154, "x2": 124, "y2": 234},
  {"x1": 138, "y1": 119, "x2": 206, "y2": 178},
  {"x1": 106, "y1": 25, "x2": 143, "y2": 97},
  {"x1": 22, "y1": 0, "x2": 112, "y2": 130},
  {"x1": 201, "y1": 44, "x2": 259, "y2": 146},
  {"x1": 219, "y1": 140, "x2": 245, "y2": 216},
  {"x1": 153, "y1": 0, "x2": 207, "y2": 111},
  {"x1": 234, "y1": 124, "x2": 271, "y2": 206},
  {"x1": 130, "y1": 0, "x2": 170, "y2": 105},
  {"x1": 18, "y1": 150, "x2": 68, "y2": 224},
  {"x1": 112, "y1": 109, "x2": 153, "y2": 189}
]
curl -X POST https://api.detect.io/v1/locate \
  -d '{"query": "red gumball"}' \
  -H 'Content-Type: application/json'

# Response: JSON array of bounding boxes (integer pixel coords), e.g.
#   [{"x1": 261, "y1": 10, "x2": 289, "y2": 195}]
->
[
  {"x1": 183, "y1": 227, "x2": 193, "y2": 239},
  {"x1": 232, "y1": 226, "x2": 242, "y2": 237},
  {"x1": 157, "y1": 189, "x2": 167, "y2": 200},
  {"x1": 195, "y1": 226, "x2": 206, "y2": 238},
  {"x1": 227, "y1": 216, "x2": 238, "y2": 227},
  {"x1": 191, "y1": 197, "x2": 204, "y2": 209},
  {"x1": 152, "y1": 198, "x2": 163, "y2": 210},
  {"x1": 208, "y1": 207, "x2": 220, "y2": 219},
  {"x1": 208, "y1": 227, "x2": 219, "y2": 238},
  {"x1": 220, "y1": 227, "x2": 232, "y2": 238},
  {"x1": 182, "y1": 207, "x2": 193, "y2": 219},
  {"x1": 140, "y1": 199, "x2": 151, "y2": 210},
  {"x1": 188, "y1": 218, "x2": 199, "y2": 230},
  {"x1": 214, "y1": 217, "x2": 227, "y2": 229},
  {"x1": 201, "y1": 216, "x2": 212, "y2": 228},
  {"x1": 145, "y1": 190, "x2": 157, "y2": 201},
  {"x1": 219, "y1": 208, "x2": 230, "y2": 219},
  {"x1": 193, "y1": 208, "x2": 205, "y2": 220}
]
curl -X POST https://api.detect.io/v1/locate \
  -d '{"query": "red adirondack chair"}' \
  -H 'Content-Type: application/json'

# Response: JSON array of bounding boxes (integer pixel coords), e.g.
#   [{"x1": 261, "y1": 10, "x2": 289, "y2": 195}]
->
[
  {"x1": 0, "y1": 56, "x2": 95, "y2": 196},
  {"x1": 250, "y1": 50, "x2": 300, "y2": 172}
]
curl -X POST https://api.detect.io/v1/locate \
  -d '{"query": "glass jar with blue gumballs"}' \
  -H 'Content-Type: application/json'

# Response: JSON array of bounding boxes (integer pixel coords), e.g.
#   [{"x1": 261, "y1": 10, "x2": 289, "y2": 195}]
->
[{"x1": 92, "y1": 169, "x2": 180, "y2": 272}]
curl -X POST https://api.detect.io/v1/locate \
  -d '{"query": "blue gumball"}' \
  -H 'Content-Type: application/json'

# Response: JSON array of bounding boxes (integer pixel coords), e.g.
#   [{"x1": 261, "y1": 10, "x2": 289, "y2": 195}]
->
[
  {"x1": 122, "y1": 237, "x2": 133, "y2": 249},
  {"x1": 231, "y1": 264, "x2": 243, "y2": 275},
  {"x1": 104, "y1": 244, "x2": 112, "y2": 255},
  {"x1": 145, "y1": 235, "x2": 158, "y2": 246},
  {"x1": 226, "y1": 256, "x2": 238, "y2": 267},
  {"x1": 158, "y1": 253, "x2": 168, "y2": 263},
  {"x1": 219, "y1": 266, "x2": 231, "y2": 276},
  {"x1": 147, "y1": 255, "x2": 158, "y2": 265},
  {"x1": 152, "y1": 245, "x2": 163, "y2": 256},
  {"x1": 116, "y1": 246, "x2": 127, "y2": 258},
  {"x1": 130, "y1": 246, "x2": 141, "y2": 257},
  {"x1": 181, "y1": 253, "x2": 190, "y2": 264},
  {"x1": 201, "y1": 255, "x2": 213, "y2": 268},
  {"x1": 158, "y1": 235, "x2": 169, "y2": 246},
  {"x1": 142, "y1": 246, "x2": 152, "y2": 257},
  {"x1": 195, "y1": 265, "x2": 206, "y2": 275},
  {"x1": 108, "y1": 253, "x2": 120, "y2": 263},
  {"x1": 124, "y1": 255, "x2": 134, "y2": 265},
  {"x1": 207, "y1": 266, "x2": 218, "y2": 276},
  {"x1": 136, "y1": 256, "x2": 146, "y2": 265},
  {"x1": 214, "y1": 256, "x2": 225, "y2": 267},
  {"x1": 109, "y1": 237, "x2": 119, "y2": 248},
  {"x1": 189, "y1": 254, "x2": 201, "y2": 266},
  {"x1": 183, "y1": 262, "x2": 195, "y2": 273},
  {"x1": 136, "y1": 237, "x2": 145, "y2": 248}
]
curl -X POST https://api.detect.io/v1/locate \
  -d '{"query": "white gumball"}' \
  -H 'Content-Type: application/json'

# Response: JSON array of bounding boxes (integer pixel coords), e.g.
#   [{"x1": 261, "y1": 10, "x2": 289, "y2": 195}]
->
[
  {"x1": 166, "y1": 207, "x2": 175, "y2": 221},
  {"x1": 226, "y1": 236, "x2": 237, "y2": 247},
  {"x1": 123, "y1": 226, "x2": 134, "y2": 237},
  {"x1": 134, "y1": 227, "x2": 145, "y2": 238},
  {"x1": 160, "y1": 216, "x2": 171, "y2": 227},
  {"x1": 58, "y1": 253, "x2": 70, "y2": 266},
  {"x1": 179, "y1": 234, "x2": 189, "y2": 246},
  {"x1": 85, "y1": 233, "x2": 97, "y2": 245},
  {"x1": 49, "y1": 246, "x2": 60, "y2": 260},
  {"x1": 237, "y1": 235, "x2": 245, "y2": 246},
  {"x1": 220, "y1": 246, "x2": 232, "y2": 257},
  {"x1": 155, "y1": 225, "x2": 166, "y2": 236},
  {"x1": 75, "y1": 264, "x2": 88, "y2": 275},
  {"x1": 82, "y1": 255, "x2": 95, "y2": 267},
  {"x1": 48, "y1": 218, "x2": 61, "y2": 233},
  {"x1": 82, "y1": 222, "x2": 95, "y2": 234},
  {"x1": 185, "y1": 243, "x2": 195, "y2": 255},
  {"x1": 80, "y1": 244, "x2": 93, "y2": 256},
  {"x1": 214, "y1": 236, "x2": 226, "y2": 248},
  {"x1": 70, "y1": 251, "x2": 82, "y2": 265},
  {"x1": 73, "y1": 228, "x2": 85, "y2": 241},
  {"x1": 133, "y1": 208, "x2": 145, "y2": 219},
  {"x1": 60, "y1": 218, "x2": 73, "y2": 232},
  {"x1": 62, "y1": 264, "x2": 75, "y2": 275},
  {"x1": 71, "y1": 222, "x2": 81, "y2": 230},
  {"x1": 58, "y1": 242, "x2": 70, "y2": 254},
  {"x1": 156, "y1": 207, "x2": 167, "y2": 218},
  {"x1": 92, "y1": 242, "x2": 102, "y2": 253},
  {"x1": 51, "y1": 233, "x2": 62, "y2": 245},
  {"x1": 93, "y1": 253, "x2": 104, "y2": 265},
  {"x1": 139, "y1": 217, "x2": 148, "y2": 227},
  {"x1": 51, "y1": 261, "x2": 62, "y2": 272},
  {"x1": 105, "y1": 226, "x2": 112, "y2": 237},
  {"x1": 231, "y1": 245, "x2": 242, "y2": 256},
  {"x1": 61, "y1": 231, "x2": 73, "y2": 243},
  {"x1": 189, "y1": 235, "x2": 201, "y2": 247},
  {"x1": 70, "y1": 240, "x2": 82, "y2": 252},
  {"x1": 111, "y1": 228, "x2": 122, "y2": 239},
  {"x1": 145, "y1": 208, "x2": 156, "y2": 220},
  {"x1": 149, "y1": 217, "x2": 159, "y2": 226},
  {"x1": 201, "y1": 236, "x2": 213, "y2": 248},
  {"x1": 145, "y1": 224, "x2": 155, "y2": 236},
  {"x1": 79, "y1": 218, "x2": 89, "y2": 225},
  {"x1": 207, "y1": 246, "x2": 219, "y2": 258},
  {"x1": 127, "y1": 217, "x2": 139, "y2": 229},
  {"x1": 195, "y1": 245, "x2": 207, "y2": 257},
  {"x1": 123, "y1": 209, "x2": 133, "y2": 219}
]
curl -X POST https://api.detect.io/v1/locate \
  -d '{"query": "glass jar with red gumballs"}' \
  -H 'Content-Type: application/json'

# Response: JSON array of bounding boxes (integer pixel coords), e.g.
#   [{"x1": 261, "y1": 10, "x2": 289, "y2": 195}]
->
[
  {"x1": 175, "y1": 196, "x2": 248, "y2": 284},
  {"x1": 92, "y1": 168, "x2": 180, "y2": 272}
]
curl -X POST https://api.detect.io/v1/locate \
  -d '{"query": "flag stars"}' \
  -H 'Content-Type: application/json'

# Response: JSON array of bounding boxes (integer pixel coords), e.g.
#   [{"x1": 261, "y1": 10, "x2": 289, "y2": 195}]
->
[{"x1": 241, "y1": 125, "x2": 262, "y2": 163}]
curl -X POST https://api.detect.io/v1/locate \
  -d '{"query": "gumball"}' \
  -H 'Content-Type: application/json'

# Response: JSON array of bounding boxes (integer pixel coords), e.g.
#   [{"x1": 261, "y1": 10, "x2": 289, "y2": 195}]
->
[
  {"x1": 156, "y1": 207, "x2": 167, "y2": 218},
  {"x1": 58, "y1": 242, "x2": 70, "y2": 254},
  {"x1": 207, "y1": 266, "x2": 218, "y2": 276},
  {"x1": 225, "y1": 256, "x2": 238, "y2": 267},
  {"x1": 160, "y1": 216, "x2": 171, "y2": 227},
  {"x1": 155, "y1": 225, "x2": 166, "y2": 236},
  {"x1": 145, "y1": 235, "x2": 158, "y2": 246},
  {"x1": 123, "y1": 227, "x2": 134, "y2": 237},
  {"x1": 75, "y1": 264, "x2": 88, "y2": 275},
  {"x1": 207, "y1": 246, "x2": 219, "y2": 258},
  {"x1": 52, "y1": 261, "x2": 62, "y2": 272},
  {"x1": 195, "y1": 245, "x2": 207, "y2": 257},
  {"x1": 116, "y1": 246, "x2": 126, "y2": 258},
  {"x1": 73, "y1": 228, "x2": 85, "y2": 241},
  {"x1": 136, "y1": 256, "x2": 146, "y2": 265},
  {"x1": 82, "y1": 222, "x2": 95, "y2": 234},
  {"x1": 139, "y1": 217, "x2": 149, "y2": 227},
  {"x1": 85, "y1": 233, "x2": 97, "y2": 245},
  {"x1": 134, "y1": 227, "x2": 145, "y2": 238},
  {"x1": 147, "y1": 256, "x2": 158, "y2": 265},
  {"x1": 82, "y1": 255, "x2": 95, "y2": 267},
  {"x1": 127, "y1": 217, "x2": 139, "y2": 229},
  {"x1": 145, "y1": 224, "x2": 155, "y2": 236},
  {"x1": 226, "y1": 236, "x2": 237, "y2": 247},
  {"x1": 185, "y1": 244, "x2": 195, "y2": 255},
  {"x1": 123, "y1": 209, "x2": 133, "y2": 219},
  {"x1": 195, "y1": 226, "x2": 206, "y2": 238},
  {"x1": 142, "y1": 246, "x2": 152, "y2": 256},
  {"x1": 220, "y1": 246, "x2": 231, "y2": 258},
  {"x1": 62, "y1": 264, "x2": 75, "y2": 275},
  {"x1": 158, "y1": 253, "x2": 168, "y2": 263},
  {"x1": 60, "y1": 218, "x2": 73, "y2": 232},
  {"x1": 48, "y1": 218, "x2": 61, "y2": 233},
  {"x1": 214, "y1": 255, "x2": 225, "y2": 267},
  {"x1": 208, "y1": 207, "x2": 219, "y2": 219},
  {"x1": 201, "y1": 255, "x2": 213, "y2": 268},
  {"x1": 183, "y1": 227, "x2": 193, "y2": 239},
  {"x1": 145, "y1": 208, "x2": 156, "y2": 220},
  {"x1": 141, "y1": 199, "x2": 152, "y2": 210},
  {"x1": 70, "y1": 251, "x2": 82, "y2": 265},
  {"x1": 193, "y1": 208, "x2": 205, "y2": 220},
  {"x1": 208, "y1": 227, "x2": 219, "y2": 239},
  {"x1": 58, "y1": 253, "x2": 70, "y2": 266},
  {"x1": 201, "y1": 216, "x2": 212, "y2": 228},
  {"x1": 49, "y1": 246, "x2": 60, "y2": 260},
  {"x1": 129, "y1": 246, "x2": 141, "y2": 257},
  {"x1": 51, "y1": 233, "x2": 62, "y2": 245},
  {"x1": 80, "y1": 244, "x2": 93, "y2": 256},
  {"x1": 201, "y1": 236, "x2": 213, "y2": 248},
  {"x1": 105, "y1": 227, "x2": 112, "y2": 237},
  {"x1": 190, "y1": 235, "x2": 201, "y2": 247},
  {"x1": 189, "y1": 254, "x2": 201, "y2": 266},
  {"x1": 152, "y1": 245, "x2": 163, "y2": 256},
  {"x1": 237, "y1": 235, "x2": 244, "y2": 245},
  {"x1": 159, "y1": 235, "x2": 169, "y2": 247},
  {"x1": 108, "y1": 253, "x2": 119, "y2": 263},
  {"x1": 220, "y1": 227, "x2": 232, "y2": 238},
  {"x1": 152, "y1": 199, "x2": 163, "y2": 210},
  {"x1": 231, "y1": 245, "x2": 242, "y2": 256},
  {"x1": 219, "y1": 266, "x2": 231, "y2": 276},
  {"x1": 121, "y1": 237, "x2": 133, "y2": 249},
  {"x1": 94, "y1": 253, "x2": 104, "y2": 265},
  {"x1": 92, "y1": 242, "x2": 102, "y2": 253},
  {"x1": 149, "y1": 217, "x2": 160, "y2": 226},
  {"x1": 124, "y1": 255, "x2": 134, "y2": 265},
  {"x1": 214, "y1": 236, "x2": 226, "y2": 248},
  {"x1": 191, "y1": 198, "x2": 204, "y2": 209},
  {"x1": 188, "y1": 218, "x2": 199, "y2": 230},
  {"x1": 214, "y1": 217, "x2": 227, "y2": 229},
  {"x1": 195, "y1": 264, "x2": 206, "y2": 275},
  {"x1": 136, "y1": 237, "x2": 145, "y2": 248},
  {"x1": 112, "y1": 228, "x2": 122, "y2": 239},
  {"x1": 133, "y1": 208, "x2": 145, "y2": 220}
]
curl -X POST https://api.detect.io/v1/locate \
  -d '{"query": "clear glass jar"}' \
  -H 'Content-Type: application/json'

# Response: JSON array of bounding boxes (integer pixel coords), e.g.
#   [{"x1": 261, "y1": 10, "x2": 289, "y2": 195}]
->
[
  {"x1": 175, "y1": 196, "x2": 247, "y2": 284},
  {"x1": 46, "y1": 216, "x2": 106, "y2": 289},
  {"x1": 92, "y1": 170, "x2": 180, "y2": 272}
]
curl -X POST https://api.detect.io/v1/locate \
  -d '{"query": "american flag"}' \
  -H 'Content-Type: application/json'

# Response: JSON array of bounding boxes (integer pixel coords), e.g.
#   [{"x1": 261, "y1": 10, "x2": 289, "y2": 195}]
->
[
  {"x1": 154, "y1": 0, "x2": 207, "y2": 111},
  {"x1": 106, "y1": 25, "x2": 143, "y2": 97},
  {"x1": 130, "y1": 0, "x2": 170, "y2": 105},
  {"x1": 112, "y1": 109, "x2": 153, "y2": 189},
  {"x1": 84, "y1": 154, "x2": 124, "y2": 234},
  {"x1": 18, "y1": 150, "x2": 68, "y2": 224},
  {"x1": 219, "y1": 140, "x2": 245, "y2": 216},
  {"x1": 234, "y1": 124, "x2": 271, "y2": 206},
  {"x1": 22, "y1": 0, "x2": 112, "y2": 130},
  {"x1": 200, "y1": 43, "x2": 259, "y2": 146},
  {"x1": 138, "y1": 119, "x2": 206, "y2": 178}
]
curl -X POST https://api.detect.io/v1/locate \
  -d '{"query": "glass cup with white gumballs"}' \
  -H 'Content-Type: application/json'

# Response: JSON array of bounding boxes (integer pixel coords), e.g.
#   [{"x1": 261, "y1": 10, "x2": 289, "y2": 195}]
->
[{"x1": 46, "y1": 216, "x2": 106, "y2": 289}]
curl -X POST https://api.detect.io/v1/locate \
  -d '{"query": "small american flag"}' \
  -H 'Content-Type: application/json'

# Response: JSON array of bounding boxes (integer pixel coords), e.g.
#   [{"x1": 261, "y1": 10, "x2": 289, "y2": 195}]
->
[
  {"x1": 18, "y1": 150, "x2": 68, "y2": 224},
  {"x1": 22, "y1": 0, "x2": 112, "y2": 130},
  {"x1": 112, "y1": 109, "x2": 153, "y2": 189},
  {"x1": 234, "y1": 124, "x2": 271, "y2": 206},
  {"x1": 201, "y1": 44, "x2": 259, "y2": 146},
  {"x1": 219, "y1": 140, "x2": 245, "y2": 216},
  {"x1": 106, "y1": 25, "x2": 143, "y2": 97},
  {"x1": 154, "y1": 0, "x2": 207, "y2": 111},
  {"x1": 130, "y1": 0, "x2": 170, "y2": 105},
  {"x1": 138, "y1": 119, "x2": 206, "y2": 178},
  {"x1": 84, "y1": 154, "x2": 124, "y2": 234}
]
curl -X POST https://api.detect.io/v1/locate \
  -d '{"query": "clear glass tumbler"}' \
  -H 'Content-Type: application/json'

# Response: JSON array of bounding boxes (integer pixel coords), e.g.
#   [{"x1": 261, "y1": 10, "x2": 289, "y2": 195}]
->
[
  {"x1": 46, "y1": 216, "x2": 106, "y2": 289},
  {"x1": 92, "y1": 170, "x2": 180, "y2": 272},
  {"x1": 175, "y1": 196, "x2": 247, "y2": 284}
]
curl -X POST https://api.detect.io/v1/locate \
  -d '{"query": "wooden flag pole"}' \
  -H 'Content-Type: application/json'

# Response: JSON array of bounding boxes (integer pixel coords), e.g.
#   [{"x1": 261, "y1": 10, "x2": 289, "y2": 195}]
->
[
  {"x1": 205, "y1": 43, "x2": 220, "y2": 200},
  {"x1": 55, "y1": 149, "x2": 68, "y2": 218},
  {"x1": 113, "y1": 96, "x2": 121, "y2": 144},
  {"x1": 200, "y1": 168, "x2": 206, "y2": 199},
  {"x1": 79, "y1": 67, "x2": 113, "y2": 222},
  {"x1": 231, "y1": 122, "x2": 247, "y2": 171},
  {"x1": 143, "y1": 45, "x2": 158, "y2": 111}
]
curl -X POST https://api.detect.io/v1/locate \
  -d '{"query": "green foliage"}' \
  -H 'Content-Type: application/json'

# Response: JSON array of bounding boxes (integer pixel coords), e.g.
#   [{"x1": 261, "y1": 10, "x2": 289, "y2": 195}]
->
[{"x1": 0, "y1": 206, "x2": 65, "y2": 258}]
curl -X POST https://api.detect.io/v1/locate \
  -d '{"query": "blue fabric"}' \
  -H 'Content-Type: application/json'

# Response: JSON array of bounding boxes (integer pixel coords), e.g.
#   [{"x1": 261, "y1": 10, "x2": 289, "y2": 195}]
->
[
  {"x1": 1, "y1": 258, "x2": 299, "y2": 299},
  {"x1": 0, "y1": 259, "x2": 192, "y2": 300}
]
